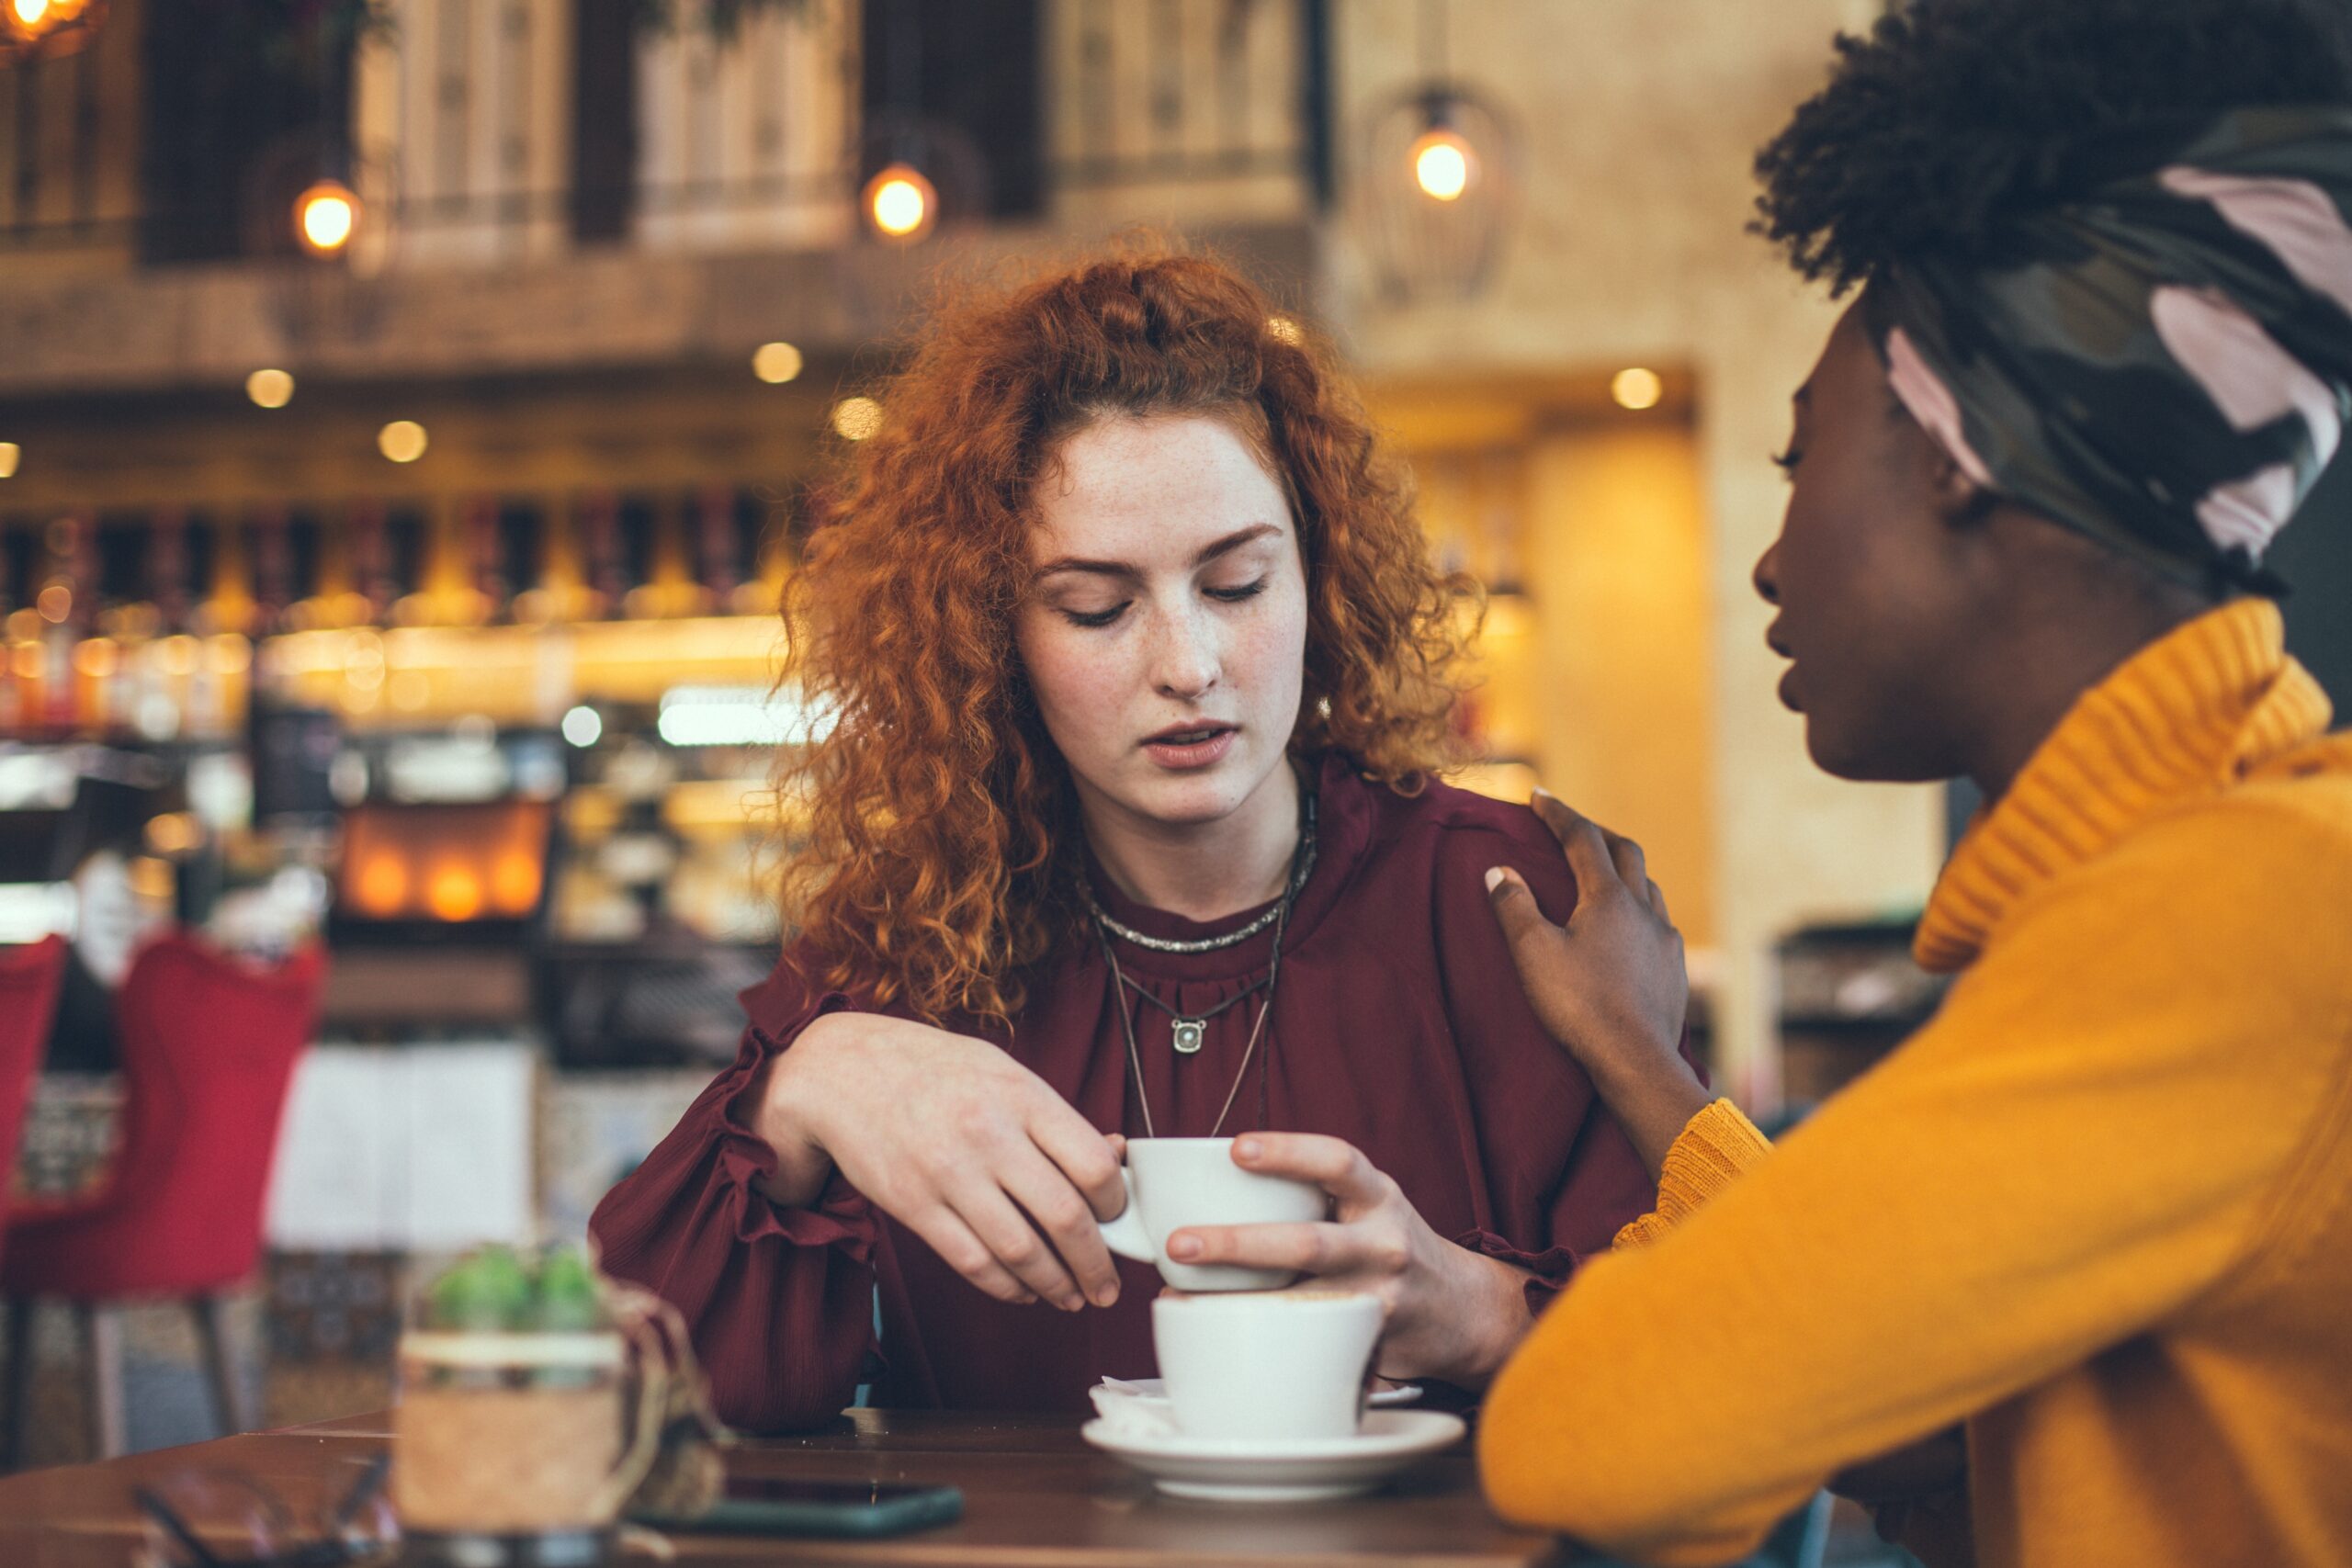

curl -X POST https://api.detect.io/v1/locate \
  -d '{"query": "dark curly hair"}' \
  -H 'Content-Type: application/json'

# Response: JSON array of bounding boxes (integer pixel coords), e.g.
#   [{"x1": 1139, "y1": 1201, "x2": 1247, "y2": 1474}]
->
[{"x1": 1754, "y1": 0, "x2": 2352, "y2": 295}]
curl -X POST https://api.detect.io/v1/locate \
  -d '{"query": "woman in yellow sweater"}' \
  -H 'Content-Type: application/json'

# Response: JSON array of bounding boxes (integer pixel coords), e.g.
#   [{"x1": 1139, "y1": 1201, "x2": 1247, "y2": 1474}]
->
[{"x1": 1468, "y1": 2, "x2": 2352, "y2": 1564}]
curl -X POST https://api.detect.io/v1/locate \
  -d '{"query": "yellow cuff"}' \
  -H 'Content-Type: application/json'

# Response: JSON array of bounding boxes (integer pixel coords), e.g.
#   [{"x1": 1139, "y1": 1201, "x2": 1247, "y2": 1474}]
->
[{"x1": 1611, "y1": 1098, "x2": 1773, "y2": 1249}]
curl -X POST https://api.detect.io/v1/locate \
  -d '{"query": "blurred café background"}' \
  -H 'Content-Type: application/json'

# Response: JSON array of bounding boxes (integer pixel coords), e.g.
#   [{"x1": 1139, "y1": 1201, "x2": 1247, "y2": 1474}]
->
[{"x1": 0, "y1": 0, "x2": 2346, "y2": 1468}]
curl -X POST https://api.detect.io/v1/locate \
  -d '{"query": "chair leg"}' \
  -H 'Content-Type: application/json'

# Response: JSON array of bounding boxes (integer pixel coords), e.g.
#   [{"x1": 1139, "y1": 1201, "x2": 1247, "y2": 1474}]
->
[
  {"x1": 191, "y1": 1294, "x2": 250, "y2": 1438},
  {"x1": 76, "y1": 1303, "x2": 127, "y2": 1460},
  {"x1": 1, "y1": 1298, "x2": 31, "y2": 1471}
]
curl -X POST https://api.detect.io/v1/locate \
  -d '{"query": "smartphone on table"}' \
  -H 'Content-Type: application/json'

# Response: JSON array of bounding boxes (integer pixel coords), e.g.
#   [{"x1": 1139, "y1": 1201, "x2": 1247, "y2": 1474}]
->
[{"x1": 630, "y1": 1474, "x2": 965, "y2": 1538}]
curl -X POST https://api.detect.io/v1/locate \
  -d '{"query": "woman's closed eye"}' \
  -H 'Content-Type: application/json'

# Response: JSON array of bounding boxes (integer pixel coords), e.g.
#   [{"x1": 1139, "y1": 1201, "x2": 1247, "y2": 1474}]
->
[
  {"x1": 1059, "y1": 600, "x2": 1131, "y2": 628},
  {"x1": 1055, "y1": 577, "x2": 1267, "y2": 628},
  {"x1": 1770, "y1": 446, "x2": 1804, "y2": 479}
]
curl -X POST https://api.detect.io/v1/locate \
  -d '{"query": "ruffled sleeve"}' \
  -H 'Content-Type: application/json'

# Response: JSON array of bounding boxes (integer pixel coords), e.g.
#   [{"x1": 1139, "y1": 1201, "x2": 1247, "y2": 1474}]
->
[
  {"x1": 589, "y1": 964, "x2": 881, "y2": 1433},
  {"x1": 1453, "y1": 1228, "x2": 1588, "y2": 1317}
]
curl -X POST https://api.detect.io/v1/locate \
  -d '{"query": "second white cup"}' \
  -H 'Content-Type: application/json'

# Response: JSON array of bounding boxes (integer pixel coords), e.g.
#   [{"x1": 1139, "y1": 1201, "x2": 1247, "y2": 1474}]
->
[{"x1": 1152, "y1": 1291, "x2": 1384, "y2": 1441}]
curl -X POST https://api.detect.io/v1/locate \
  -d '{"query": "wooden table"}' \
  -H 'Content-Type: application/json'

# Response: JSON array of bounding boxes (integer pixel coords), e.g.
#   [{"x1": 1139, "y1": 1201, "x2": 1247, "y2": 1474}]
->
[{"x1": 0, "y1": 1408, "x2": 1577, "y2": 1567}]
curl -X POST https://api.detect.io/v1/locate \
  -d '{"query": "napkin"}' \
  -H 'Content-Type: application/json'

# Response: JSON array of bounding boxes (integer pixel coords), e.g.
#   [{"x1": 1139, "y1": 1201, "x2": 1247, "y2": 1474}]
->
[{"x1": 1088, "y1": 1378, "x2": 1181, "y2": 1439}]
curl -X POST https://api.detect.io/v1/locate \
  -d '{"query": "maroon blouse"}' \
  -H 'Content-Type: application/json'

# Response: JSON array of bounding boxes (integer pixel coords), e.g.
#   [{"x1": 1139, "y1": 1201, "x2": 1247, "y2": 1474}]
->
[{"x1": 592, "y1": 756, "x2": 1658, "y2": 1432}]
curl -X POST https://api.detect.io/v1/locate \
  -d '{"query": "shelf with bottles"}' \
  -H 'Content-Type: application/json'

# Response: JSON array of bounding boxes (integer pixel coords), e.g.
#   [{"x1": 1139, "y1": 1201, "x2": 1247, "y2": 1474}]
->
[{"x1": 0, "y1": 483, "x2": 798, "y2": 744}]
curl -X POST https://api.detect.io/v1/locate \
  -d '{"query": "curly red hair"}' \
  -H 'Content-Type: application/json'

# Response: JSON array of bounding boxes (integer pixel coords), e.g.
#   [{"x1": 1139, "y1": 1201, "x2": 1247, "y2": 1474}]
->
[{"x1": 780, "y1": 249, "x2": 1476, "y2": 1026}]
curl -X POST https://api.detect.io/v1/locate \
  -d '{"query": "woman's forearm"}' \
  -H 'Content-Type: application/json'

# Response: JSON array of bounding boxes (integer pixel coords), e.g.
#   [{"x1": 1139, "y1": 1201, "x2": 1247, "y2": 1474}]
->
[{"x1": 1591, "y1": 1055, "x2": 1716, "y2": 1182}]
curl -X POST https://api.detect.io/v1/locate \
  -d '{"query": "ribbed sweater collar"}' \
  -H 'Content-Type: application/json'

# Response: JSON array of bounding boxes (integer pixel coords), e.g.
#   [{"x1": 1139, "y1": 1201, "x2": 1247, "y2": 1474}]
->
[{"x1": 1914, "y1": 599, "x2": 2334, "y2": 973}]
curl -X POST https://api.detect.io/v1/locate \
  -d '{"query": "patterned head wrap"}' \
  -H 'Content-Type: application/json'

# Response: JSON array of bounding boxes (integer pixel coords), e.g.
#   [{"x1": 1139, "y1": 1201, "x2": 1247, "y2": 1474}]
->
[{"x1": 1870, "y1": 107, "x2": 2352, "y2": 595}]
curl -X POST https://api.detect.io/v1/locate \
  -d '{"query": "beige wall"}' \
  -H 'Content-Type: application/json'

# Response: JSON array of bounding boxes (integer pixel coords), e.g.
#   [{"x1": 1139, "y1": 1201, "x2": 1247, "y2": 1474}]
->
[
  {"x1": 1524, "y1": 424, "x2": 1717, "y2": 950},
  {"x1": 1334, "y1": 0, "x2": 1942, "y2": 1104}
]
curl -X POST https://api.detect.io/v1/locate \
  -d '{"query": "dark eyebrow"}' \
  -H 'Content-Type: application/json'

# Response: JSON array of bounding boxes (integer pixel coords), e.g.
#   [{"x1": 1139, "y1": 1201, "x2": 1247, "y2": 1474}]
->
[
  {"x1": 1792, "y1": 385, "x2": 1813, "y2": 408},
  {"x1": 1035, "y1": 522, "x2": 1283, "y2": 581}
]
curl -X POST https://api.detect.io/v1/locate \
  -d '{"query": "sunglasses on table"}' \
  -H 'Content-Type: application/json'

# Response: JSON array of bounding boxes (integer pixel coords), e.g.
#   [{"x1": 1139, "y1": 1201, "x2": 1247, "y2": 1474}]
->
[{"x1": 134, "y1": 1452, "x2": 394, "y2": 1568}]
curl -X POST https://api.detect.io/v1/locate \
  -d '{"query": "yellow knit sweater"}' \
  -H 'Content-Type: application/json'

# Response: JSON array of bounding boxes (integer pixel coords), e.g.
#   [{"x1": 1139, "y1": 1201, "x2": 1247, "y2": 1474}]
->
[{"x1": 1480, "y1": 600, "x2": 2352, "y2": 1568}]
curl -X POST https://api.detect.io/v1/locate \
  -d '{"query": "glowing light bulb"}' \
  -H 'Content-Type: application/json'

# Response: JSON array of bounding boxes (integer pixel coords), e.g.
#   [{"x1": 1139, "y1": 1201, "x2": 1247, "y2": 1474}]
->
[
  {"x1": 864, "y1": 163, "x2": 935, "y2": 241},
  {"x1": 1410, "y1": 129, "x2": 1474, "y2": 202},
  {"x1": 426, "y1": 864, "x2": 483, "y2": 922},
  {"x1": 1611, "y1": 367, "x2": 1665, "y2": 412},
  {"x1": 831, "y1": 397, "x2": 884, "y2": 442},
  {"x1": 294, "y1": 179, "x2": 359, "y2": 256},
  {"x1": 378, "y1": 420, "x2": 428, "y2": 463},
  {"x1": 752, "y1": 341, "x2": 804, "y2": 384},
  {"x1": 13, "y1": 0, "x2": 53, "y2": 28},
  {"x1": 356, "y1": 856, "x2": 408, "y2": 915},
  {"x1": 73, "y1": 637, "x2": 117, "y2": 678},
  {"x1": 247, "y1": 368, "x2": 295, "y2": 409},
  {"x1": 492, "y1": 852, "x2": 541, "y2": 914}
]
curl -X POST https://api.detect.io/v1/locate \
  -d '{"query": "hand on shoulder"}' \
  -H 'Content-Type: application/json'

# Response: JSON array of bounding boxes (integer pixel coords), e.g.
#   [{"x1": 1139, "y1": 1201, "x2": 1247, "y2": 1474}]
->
[{"x1": 1484, "y1": 791, "x2": 1709, "y2": 1177}]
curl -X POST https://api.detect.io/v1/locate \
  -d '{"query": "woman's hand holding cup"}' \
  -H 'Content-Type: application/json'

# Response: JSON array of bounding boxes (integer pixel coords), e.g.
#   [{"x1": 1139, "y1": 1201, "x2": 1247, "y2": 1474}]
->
[
  {"x1": 1159, "y1": 1134, "x2": 1537, "y2": 1392},
  {"x1": 755, "y1": 1011, "x2": 1127, "y2": 1313}
]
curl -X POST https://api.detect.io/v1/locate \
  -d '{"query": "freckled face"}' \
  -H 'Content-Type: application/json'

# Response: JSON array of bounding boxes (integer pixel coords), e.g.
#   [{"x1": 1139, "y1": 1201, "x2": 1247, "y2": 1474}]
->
[{"x1": 1015, "y1": 412, "x2": 1309, "y2": 831}]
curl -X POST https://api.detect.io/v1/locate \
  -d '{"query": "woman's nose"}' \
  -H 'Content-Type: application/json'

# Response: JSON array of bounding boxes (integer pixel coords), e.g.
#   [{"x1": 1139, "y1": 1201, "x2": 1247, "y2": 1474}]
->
[
  {"x1": 1752, "y1": 540, "x2": 1782, "y2": 605},
  {"x1": 1150, "y1": 608, "x2": 1220, "y2": 700}
]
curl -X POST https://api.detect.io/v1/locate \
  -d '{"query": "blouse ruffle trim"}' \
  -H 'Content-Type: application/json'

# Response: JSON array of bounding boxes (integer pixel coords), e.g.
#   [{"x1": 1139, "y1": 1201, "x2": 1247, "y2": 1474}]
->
[
  {"x1": 712, "y1": 995, "x2": 880, "y2": 1262},
  {"x1": 1456, "y1": 1227, "x2": 1584, "y2": 1316}
]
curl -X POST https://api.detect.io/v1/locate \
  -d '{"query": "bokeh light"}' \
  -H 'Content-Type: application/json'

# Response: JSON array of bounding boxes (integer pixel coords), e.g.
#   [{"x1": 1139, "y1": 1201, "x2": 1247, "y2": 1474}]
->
[
  {"x1": 752, "y1": 342, "x2": 804, "y2": 384},
  {"x1": 247, "y1": 368, "x2": 295, "y2": 409},
  {"x1": 1410, "y1": 129, "x2": 1474, "y2": 201},
  {"x1": 294, "y1": 180, "x2": 359, "y2": 257},
  {"x1": 863, "y1": 163, "x2": 936, "y2": 241},
  {"x1": 378, "y1": 420, "x2": 429, "y2": 463},
  {"x1": 1611, "y1": 367, "x2": 1664, "y2": 412},
  {"x1": 831, "y1": 397, "x2": 884, "y2": 442}
]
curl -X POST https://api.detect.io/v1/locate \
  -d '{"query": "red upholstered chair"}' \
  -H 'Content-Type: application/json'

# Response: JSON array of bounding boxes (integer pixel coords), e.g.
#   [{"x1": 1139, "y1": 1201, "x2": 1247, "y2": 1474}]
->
[
  {"x1": 0, "y1": 937, "x2": 70, "y2": 1252},
  {"x1": 0, "y1": 932, "x2": 324, "y2": 1462}
]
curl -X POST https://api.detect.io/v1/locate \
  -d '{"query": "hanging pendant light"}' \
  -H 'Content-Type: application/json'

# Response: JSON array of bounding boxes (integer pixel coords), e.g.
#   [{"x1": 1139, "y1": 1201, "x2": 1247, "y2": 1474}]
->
[
  {"x1": 851, "y1": 0, "x2": 972, "y2": 246},
  {"x1": 1349, "y1": 2, "x2": 1521, "y2": 303},
  {"x1": 294, "y1": 175, "x2": 362, "y2": 258},
  {"x1": 862, "y1": 161, "x2": 938, "y2": 243},
  {"x1": 0, "y1": 0, "x2": 107, "y2": 63}
]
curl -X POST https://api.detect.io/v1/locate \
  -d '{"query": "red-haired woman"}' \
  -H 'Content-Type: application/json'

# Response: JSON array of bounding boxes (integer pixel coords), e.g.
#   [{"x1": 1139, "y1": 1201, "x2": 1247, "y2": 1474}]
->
[{"x1": 592, "y1": 252, "x2": 1661, "y2": 1431}]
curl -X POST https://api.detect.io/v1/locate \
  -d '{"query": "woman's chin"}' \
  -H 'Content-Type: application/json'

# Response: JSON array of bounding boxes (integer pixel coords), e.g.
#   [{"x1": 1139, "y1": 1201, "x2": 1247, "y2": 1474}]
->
[
  {"x1": 1125, "y1": 776, "x2": 1250, "y2": 828},
  {"x1": 1107, "y1": 756, "x2": 1271, "y2": 829}
]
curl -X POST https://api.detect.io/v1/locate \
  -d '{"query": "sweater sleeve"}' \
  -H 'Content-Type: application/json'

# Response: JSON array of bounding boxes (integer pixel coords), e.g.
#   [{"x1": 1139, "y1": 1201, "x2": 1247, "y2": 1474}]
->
[
  {"x1": 589, "y1": 971, "x2": 880, "y2": 1434},
  {"x1": 1477, "y1": 800, "x2": 2352, "y2": 1566},
  {"x1": 1611, "y1": 1099, "x2": 1774, "y2": 1250}
]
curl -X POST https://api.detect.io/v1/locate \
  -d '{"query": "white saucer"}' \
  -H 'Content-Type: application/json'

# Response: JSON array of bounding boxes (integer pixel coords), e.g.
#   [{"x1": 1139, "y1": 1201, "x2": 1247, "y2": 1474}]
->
[
  {"x1": 1097, "y1": 1376, "x2": 1423, "y2": 1408},
  {"x1": 1081, "y1": 1409, "x2": 1468, "y2": 1503}
]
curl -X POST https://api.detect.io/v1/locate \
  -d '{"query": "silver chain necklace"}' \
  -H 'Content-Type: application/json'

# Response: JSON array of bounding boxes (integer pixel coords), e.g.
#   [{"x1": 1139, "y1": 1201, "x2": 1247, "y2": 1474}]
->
[
  {"x1": 1084, "y1": 792, "x2": 1315, "y2": 1137},
  {"x1": 1077, "y1": 794, "x2": 1317, "y2": 954},
  {"x1": 1096, "y1": 927, "x2": 1285, "y2": 1140},
  {"x1": 1091, "y1": 860, "x2": 1304, "y2": 1140}
]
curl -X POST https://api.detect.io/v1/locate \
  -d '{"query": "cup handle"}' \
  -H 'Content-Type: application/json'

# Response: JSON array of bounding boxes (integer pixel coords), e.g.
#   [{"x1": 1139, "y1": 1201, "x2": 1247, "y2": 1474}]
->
[{"x1": 1094, "y1": 1165, "x2": 1157, "y2": 1264}]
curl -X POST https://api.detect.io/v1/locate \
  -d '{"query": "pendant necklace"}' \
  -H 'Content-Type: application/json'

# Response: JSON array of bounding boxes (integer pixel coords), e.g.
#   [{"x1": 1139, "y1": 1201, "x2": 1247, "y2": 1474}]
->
[
  {"x1": 1084, "y1": 795, "x2": 1315, "y2": 1138},
  {"x1": 1079, "y1": 795, "x2": 1316, "y2": 1057}
]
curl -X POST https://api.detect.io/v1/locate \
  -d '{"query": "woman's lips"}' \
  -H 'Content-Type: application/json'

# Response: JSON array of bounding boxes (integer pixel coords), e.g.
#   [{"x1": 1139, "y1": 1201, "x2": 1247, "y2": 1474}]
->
[
  {"x1": 1142, "y1": 727, "x2": 1237, "y2": 770},
  {"x1": 1765, "y1": 626, "x2": 1800, "y2": 711}
]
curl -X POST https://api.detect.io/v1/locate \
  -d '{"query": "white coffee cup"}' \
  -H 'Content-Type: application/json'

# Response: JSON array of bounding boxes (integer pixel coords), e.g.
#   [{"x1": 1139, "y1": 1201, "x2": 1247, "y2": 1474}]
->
[
  {"x1": 1152, "y1": 1291, "x2": 1384, "y2": 1441},
  {"x1": 1094, "y1": 1137, "x2": 1326, "y2": 1292}
]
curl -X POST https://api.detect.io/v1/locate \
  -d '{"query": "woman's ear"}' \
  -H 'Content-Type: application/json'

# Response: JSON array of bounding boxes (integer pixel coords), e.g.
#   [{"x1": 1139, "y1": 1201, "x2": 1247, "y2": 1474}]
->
[{"x1": 1927, "y1": 442, "x2": 2000, "y2": 526}]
